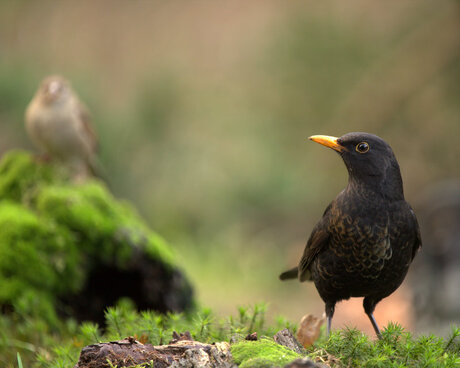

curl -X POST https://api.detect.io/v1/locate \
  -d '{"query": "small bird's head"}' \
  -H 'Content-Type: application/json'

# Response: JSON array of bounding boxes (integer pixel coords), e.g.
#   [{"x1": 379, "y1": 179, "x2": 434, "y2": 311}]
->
[
  {"x1": 37, "y1": 75, "x2": 71, "y2": 105},
  {"x1": 309, "y1": 132, "x2": 404, "y2": 199}
]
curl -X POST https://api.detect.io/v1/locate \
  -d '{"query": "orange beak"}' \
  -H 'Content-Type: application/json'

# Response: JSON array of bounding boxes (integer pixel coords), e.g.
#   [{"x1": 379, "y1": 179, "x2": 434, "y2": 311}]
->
[{"x1": 309, "y1": 135, "x2": 346, "y2": 153}]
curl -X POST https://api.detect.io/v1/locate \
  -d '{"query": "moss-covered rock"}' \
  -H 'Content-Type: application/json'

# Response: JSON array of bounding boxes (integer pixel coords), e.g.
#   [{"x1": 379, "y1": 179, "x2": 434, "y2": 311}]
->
[
  {"x1": 0, "y1": 150, "x2": 194, "y2": 326},
  {"x1": 231, "y1": 338, "x2": 302, "y2": 368}
]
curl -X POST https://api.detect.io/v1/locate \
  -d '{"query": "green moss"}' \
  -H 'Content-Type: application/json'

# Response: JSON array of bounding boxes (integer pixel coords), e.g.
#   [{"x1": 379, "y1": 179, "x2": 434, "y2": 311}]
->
[
  {"x1": 231, "y1": 338, "x2": 302, "y2": 368},
  {"x1": 0, "y1": 150, "x2": 54, "y2": 202},
  {"x1": 0, "y1": 150, "x2": 189, "y2": 326},
  {"x1": 0, "y1": 202, "x2": 81, "y2": 325},
  {"x1": 35, "y1": 182, "x2": 174, "y2": 267}
]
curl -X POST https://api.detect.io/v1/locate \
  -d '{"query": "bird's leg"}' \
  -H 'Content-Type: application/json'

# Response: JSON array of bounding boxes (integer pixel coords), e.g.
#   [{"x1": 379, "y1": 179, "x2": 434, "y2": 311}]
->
[
  {"x1": 367, "y1": 312, "x2": 382, "y2": 339},
  {"x1": 325, "y1": 302, "x2": 335, "y2": 338},
  {"x1": 363, "y1": 297, "x2": 382, "y2": 339}
]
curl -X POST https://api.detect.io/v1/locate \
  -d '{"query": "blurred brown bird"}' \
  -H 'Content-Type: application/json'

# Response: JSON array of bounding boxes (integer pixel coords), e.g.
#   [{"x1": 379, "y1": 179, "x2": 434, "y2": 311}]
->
[
  {"x1": 25, "y1": 75, "x2": 98, "y2": 180},
  {"x1": 280, "y1": 132, "x2": 421, "y2": 338}
]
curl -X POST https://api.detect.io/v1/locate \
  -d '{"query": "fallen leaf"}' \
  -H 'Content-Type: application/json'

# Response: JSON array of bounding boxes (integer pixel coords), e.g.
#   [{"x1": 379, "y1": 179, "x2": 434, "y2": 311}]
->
[{"x1": 296, "y1": 314, "x2": 325, "y2": 347}]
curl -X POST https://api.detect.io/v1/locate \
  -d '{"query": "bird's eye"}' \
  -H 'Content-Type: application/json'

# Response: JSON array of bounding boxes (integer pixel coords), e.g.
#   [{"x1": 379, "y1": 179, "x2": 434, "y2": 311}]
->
[{"x1": 356, "y1": 142, "x2": 369, "y2": 153}]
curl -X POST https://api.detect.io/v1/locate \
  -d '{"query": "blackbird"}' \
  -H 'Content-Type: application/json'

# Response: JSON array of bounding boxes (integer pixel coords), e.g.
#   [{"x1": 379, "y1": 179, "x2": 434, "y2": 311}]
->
[{"x1": 280, "y1": 132, "x2": 421, "y2": 338}]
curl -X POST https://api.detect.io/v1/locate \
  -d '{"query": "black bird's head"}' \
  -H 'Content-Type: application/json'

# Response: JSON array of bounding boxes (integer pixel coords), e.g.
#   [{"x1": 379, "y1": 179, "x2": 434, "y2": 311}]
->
[{"x1": 309, "y1": 132, "x2": 404, "y2": 200}]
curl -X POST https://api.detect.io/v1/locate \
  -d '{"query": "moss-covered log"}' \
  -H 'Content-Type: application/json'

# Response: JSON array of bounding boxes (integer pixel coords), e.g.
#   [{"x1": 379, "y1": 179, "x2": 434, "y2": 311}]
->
[{"x1": 0, "y1": 150, "x2": 194, "y2": 326}]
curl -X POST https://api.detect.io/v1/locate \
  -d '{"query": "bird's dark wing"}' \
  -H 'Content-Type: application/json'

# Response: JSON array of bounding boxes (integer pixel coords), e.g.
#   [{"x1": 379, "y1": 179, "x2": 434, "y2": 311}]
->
[
  {"x1": 409, "y1": 207, "x2": 422, "y2": 260},
  {"x1": 297, "y1": 203, "x2": 332, "y2": 282}
]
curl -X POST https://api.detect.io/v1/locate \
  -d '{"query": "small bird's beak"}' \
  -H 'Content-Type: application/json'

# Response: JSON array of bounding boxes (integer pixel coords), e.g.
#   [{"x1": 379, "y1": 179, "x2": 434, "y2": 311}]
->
[{"x1": 309, "y1": 135, "x2": 346, "y2": 153}]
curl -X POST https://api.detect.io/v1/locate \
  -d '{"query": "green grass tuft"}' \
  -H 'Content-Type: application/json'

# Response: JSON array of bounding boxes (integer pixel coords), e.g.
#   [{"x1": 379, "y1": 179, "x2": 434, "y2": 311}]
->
[
  {"x1": 2, "y1": 301, "x2": 459, "y2": 367},
  {"x1": 315, "y1": 323, "x2": 460, "y2": 368}
]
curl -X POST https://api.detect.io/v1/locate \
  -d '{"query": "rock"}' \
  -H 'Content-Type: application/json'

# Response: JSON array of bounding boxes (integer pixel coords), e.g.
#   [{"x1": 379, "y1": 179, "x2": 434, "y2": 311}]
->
[
  {"x1": 245, "y1": 332, "x2": 258, "y2": 341},
  {"x1": 170, "y1": 341, "x2": 234, "y2": 368},
  {"x1": 229, "y1": 333, "x2": 244, "y2": 344},
  {"x1": 170, "y1": 331, "x2": 193, "y2": 344},
  {"x1": 0, "y1": 150, "x2": 194, "y2": 326},
  {"x1": 74, "y1": 338, "x2": 234, "y2": 368},
  {"x1": 274, "y1": 329, "x2": 304, "y2": 354},
  {"x1": 284, "y1": 358, "x2": 328, "y2": 368}
]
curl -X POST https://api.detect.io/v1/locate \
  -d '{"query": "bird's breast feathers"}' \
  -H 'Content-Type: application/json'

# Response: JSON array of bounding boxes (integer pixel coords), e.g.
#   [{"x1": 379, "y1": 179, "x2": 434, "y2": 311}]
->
[
  {"x1": 327, "y1": 203, "x2": 397, "y2": 277},
  {"x1": 26, "y1": 99, "x2": 92, "y2": 159}
]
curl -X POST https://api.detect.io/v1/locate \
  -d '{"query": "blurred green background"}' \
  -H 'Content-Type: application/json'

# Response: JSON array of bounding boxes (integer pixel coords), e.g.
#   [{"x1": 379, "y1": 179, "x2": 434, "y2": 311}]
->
[{"x1": 1, "y1": 0, "x2": 459, "y2": 334}]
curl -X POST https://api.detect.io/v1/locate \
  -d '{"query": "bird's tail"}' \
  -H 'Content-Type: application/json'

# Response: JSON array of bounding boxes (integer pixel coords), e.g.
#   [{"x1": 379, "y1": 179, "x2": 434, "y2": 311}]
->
[{"x1": 279, "y1": 267, "x2": 298, "y2": 281}]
